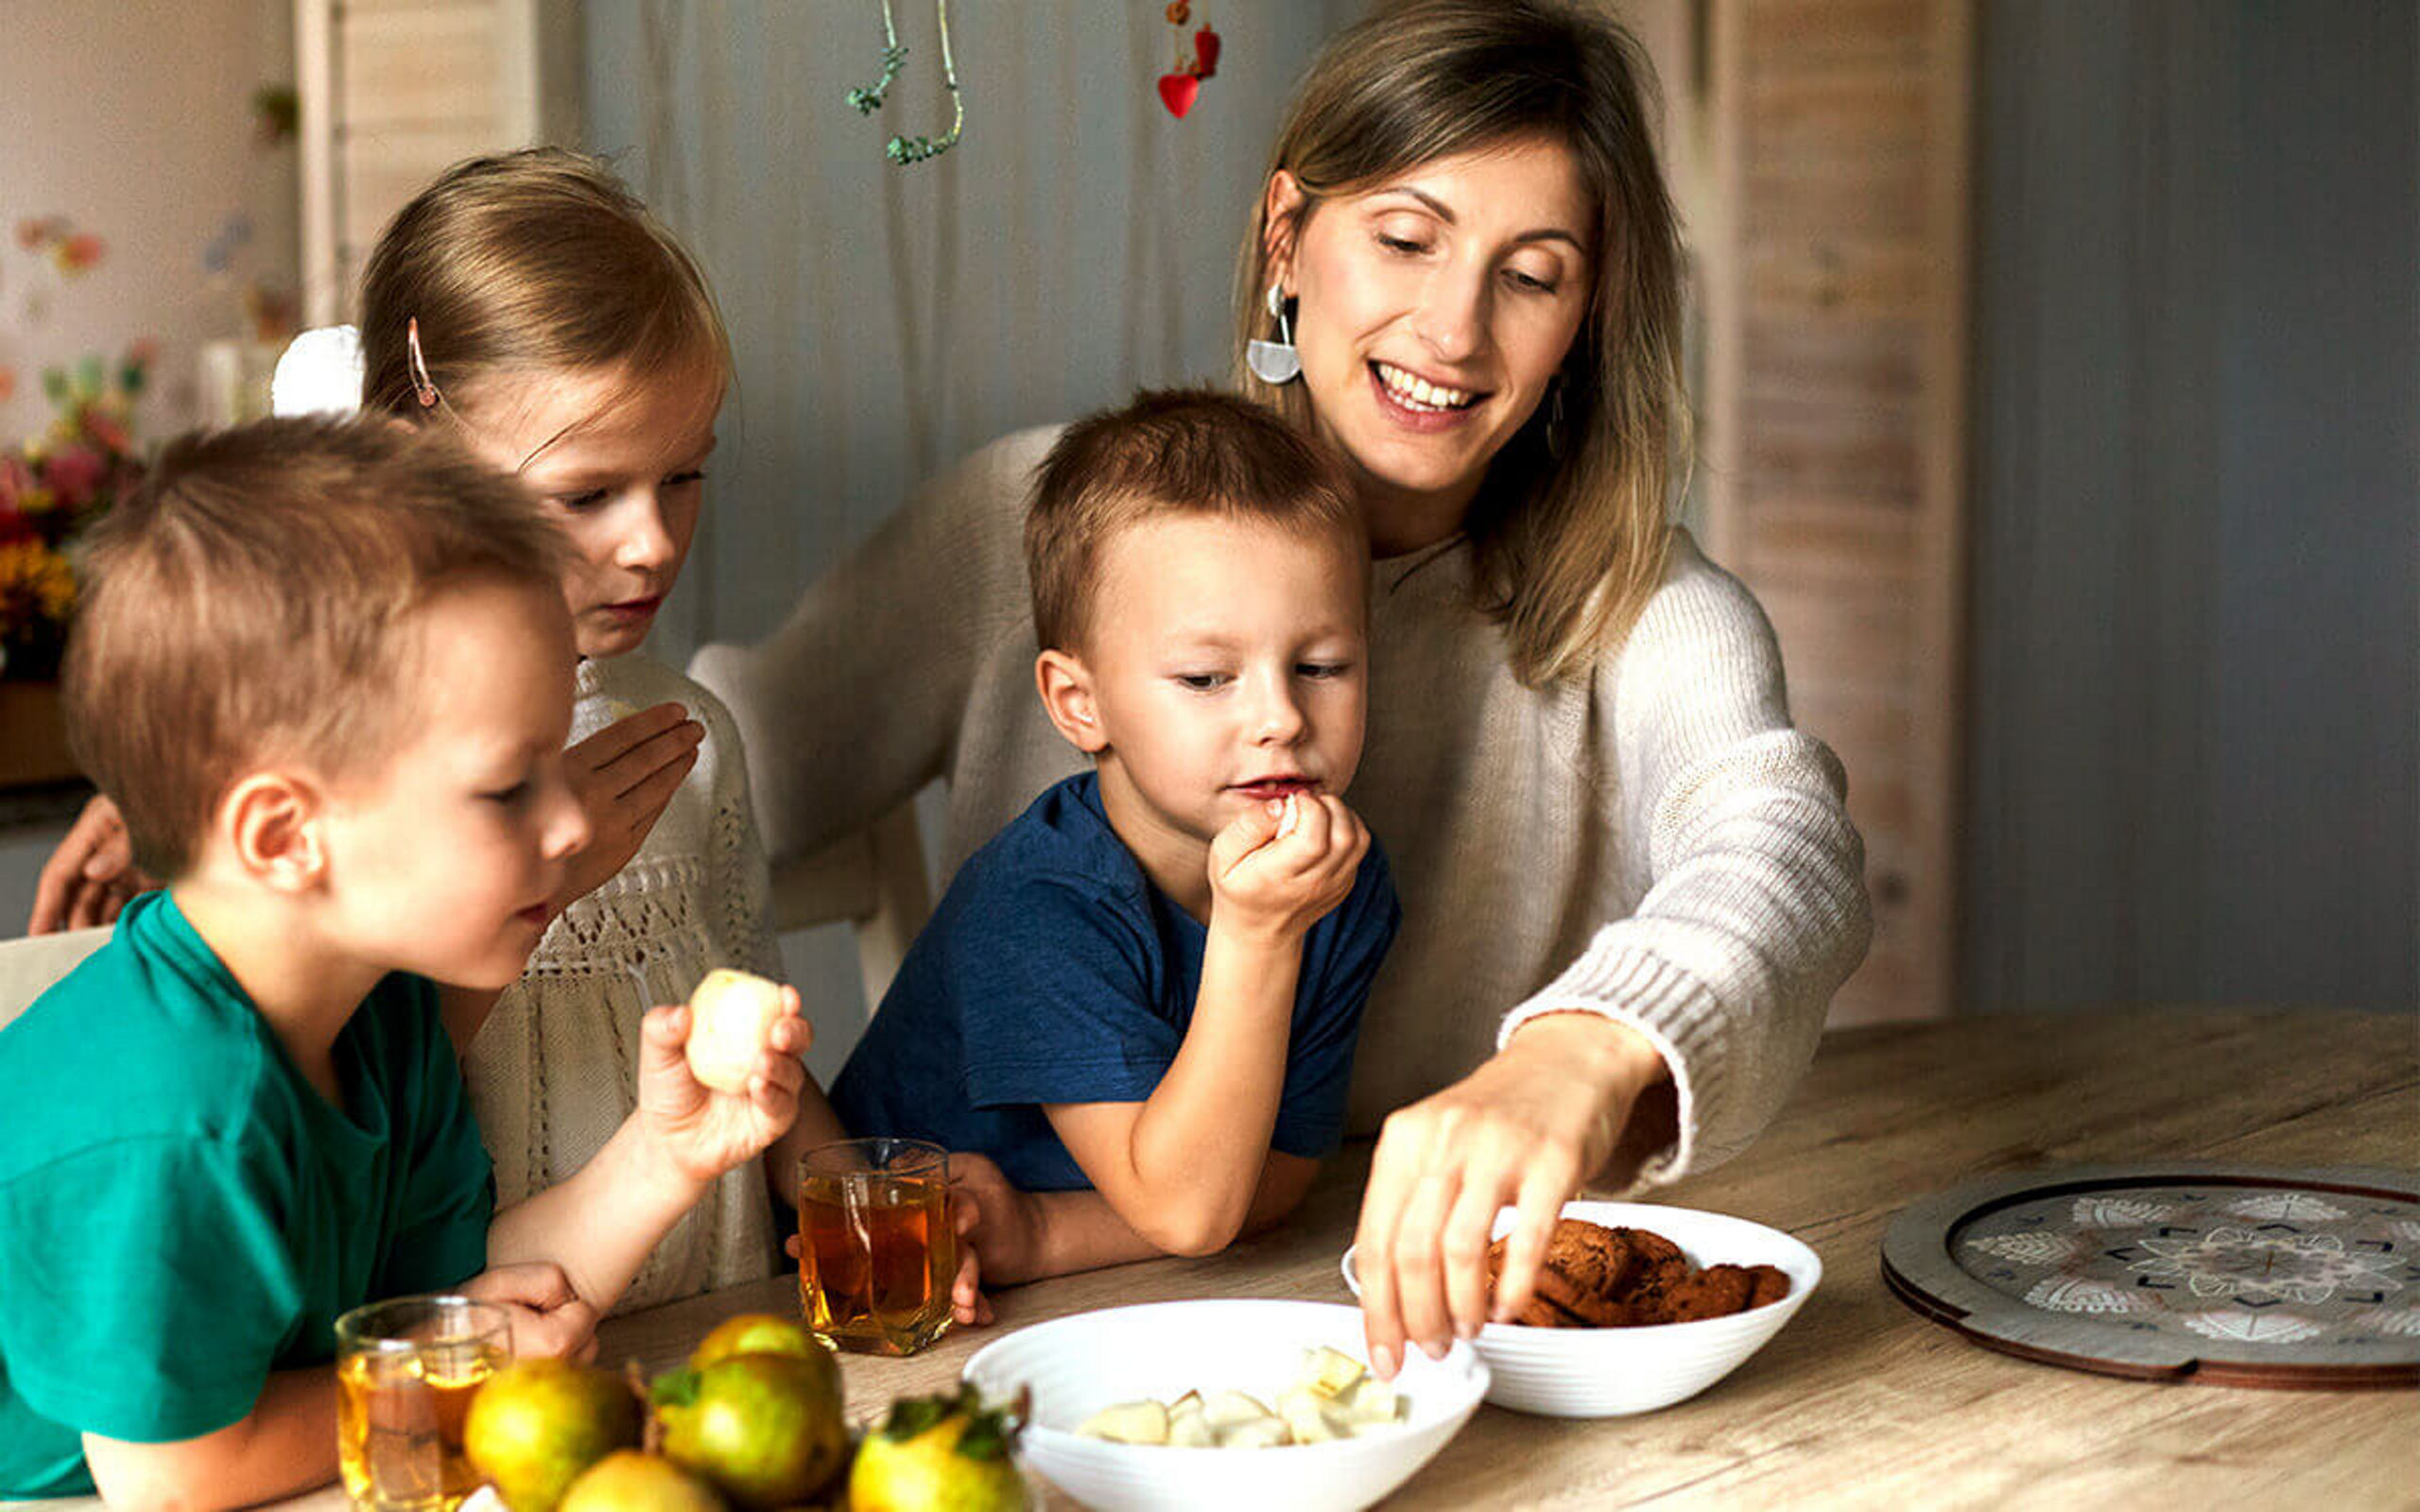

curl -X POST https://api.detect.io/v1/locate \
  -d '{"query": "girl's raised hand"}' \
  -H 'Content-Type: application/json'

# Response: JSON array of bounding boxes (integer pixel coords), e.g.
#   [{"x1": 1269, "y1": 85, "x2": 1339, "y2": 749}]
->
[
  {"x1": 559, "y1": 702, "x2": 702, "y2": 908},
  {"x1": 636, "y1": 988, "x2": 809, "y2": 1185}
]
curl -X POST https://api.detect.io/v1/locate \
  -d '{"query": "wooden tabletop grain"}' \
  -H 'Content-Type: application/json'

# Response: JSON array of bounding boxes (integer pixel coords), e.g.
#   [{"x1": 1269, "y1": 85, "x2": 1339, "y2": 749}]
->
[{"x1": 34, "y1": 1008, "x2": 2415, "y2": 1511}]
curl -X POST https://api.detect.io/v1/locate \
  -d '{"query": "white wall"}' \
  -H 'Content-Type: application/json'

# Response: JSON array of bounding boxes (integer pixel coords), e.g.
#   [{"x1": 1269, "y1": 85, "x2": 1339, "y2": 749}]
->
[{"x1": 0, "y1": 1, "x2": 297, "y2": 444}]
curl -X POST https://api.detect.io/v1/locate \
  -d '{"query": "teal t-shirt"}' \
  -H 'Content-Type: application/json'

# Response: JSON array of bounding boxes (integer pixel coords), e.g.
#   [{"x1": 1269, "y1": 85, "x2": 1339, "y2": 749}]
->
[{"x1": 0, "y1": 891, "x2": 494, "y2": 1498}]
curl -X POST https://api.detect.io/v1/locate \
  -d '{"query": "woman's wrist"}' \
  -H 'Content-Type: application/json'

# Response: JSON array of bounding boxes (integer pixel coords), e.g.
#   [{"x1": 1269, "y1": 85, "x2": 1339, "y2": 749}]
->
[
  {"x1": 1507, "y1": 1009, "x2": 1669, "y2": 1099},
  {"x1": 1505, "y1": 1011, "x2": 1682, "y2": 1191}
]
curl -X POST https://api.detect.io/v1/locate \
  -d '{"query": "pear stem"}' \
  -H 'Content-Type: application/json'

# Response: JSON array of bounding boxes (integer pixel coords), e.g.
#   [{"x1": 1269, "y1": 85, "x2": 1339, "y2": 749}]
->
[{"x1": 628, "y1": 1360, "x2": 666, "y2": 1455}]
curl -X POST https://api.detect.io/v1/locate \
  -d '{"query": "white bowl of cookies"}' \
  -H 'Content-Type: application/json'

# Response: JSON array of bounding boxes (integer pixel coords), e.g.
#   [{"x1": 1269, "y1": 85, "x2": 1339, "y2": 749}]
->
[
  {"x1": 1342, "y1": 1200, "x2": 1820, "y2": 1418},
  {"x1": 961, "y1": 1298, "x2": 1487, "y2": 1511}
]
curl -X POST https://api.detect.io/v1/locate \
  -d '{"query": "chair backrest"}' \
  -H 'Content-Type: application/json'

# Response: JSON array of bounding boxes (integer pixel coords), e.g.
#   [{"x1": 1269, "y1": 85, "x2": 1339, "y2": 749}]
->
[
  {"x1": 765, "y1": 801, "x2": 931, "y2": 1015},
  {"x1": 0, "y1": 925, "x2": 112, "y2": 1032}
]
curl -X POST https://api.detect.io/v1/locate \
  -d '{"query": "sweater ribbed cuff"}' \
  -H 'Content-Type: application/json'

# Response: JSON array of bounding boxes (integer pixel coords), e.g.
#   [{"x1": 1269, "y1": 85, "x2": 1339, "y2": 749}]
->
[{"x1": 1499, "y1": 947, "x2": 1731, "y2": 1192}]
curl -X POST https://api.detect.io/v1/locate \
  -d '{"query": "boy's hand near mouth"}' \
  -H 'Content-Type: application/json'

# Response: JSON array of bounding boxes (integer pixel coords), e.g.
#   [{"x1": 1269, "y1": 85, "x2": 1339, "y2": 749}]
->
[{"x1": 1211, "y1": 791, "x2": 1370, "y2": 944}]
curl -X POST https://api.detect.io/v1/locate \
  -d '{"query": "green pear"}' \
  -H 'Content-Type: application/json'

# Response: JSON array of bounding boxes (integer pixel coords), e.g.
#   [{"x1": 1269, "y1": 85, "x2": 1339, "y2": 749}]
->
[
  {"x1": 557, "y1": 1451, "x2": 727, "y2": 1512},
  {"x1": 848, "y1": 1387, "x2": 1027, "y2": 1512},
  {"x1": 651, "y1": 1352, "x2": 849, "y2": 1509},
  {"x1": 688, "y1": 1313, "x2": 825, "y2": 1370},
  {"x1": 463, "y1": 1360, "x2": 644, "y2": 1512}
]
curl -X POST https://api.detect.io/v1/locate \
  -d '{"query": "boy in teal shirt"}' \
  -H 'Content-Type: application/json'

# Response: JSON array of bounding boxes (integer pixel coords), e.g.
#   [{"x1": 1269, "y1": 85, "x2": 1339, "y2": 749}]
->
[{"x1": 0, "y1": 420, "x2": 814, "y2": 1503}]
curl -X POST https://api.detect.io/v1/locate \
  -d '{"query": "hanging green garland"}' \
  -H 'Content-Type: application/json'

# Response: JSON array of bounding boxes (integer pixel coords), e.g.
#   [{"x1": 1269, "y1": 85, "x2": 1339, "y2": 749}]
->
[
  {"x1": 843, "y1": 5, "x2": 907, "y2": 114},
  {"x1": 847, "y1": 0, "x2": 964, "y2": 166}
]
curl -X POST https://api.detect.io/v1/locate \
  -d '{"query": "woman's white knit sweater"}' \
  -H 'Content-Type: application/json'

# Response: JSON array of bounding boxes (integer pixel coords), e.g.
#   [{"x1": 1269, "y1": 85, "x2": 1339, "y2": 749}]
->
[
  {"x1": 691, "y1": 428, "x2": 1871, "y2": 1188},
  {"x1": 465, "y1": 652, "x2": 787, "y2": 1310}
]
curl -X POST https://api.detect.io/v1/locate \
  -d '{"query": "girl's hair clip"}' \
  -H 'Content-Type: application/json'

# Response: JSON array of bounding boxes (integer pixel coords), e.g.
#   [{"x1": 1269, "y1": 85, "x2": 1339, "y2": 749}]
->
[{"x1": 406, "y1": 317, "x2": 441, "y2": 409}]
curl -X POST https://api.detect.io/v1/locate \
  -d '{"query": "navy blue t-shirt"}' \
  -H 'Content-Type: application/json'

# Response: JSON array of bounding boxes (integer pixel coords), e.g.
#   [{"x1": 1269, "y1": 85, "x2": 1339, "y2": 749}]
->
[{"x1": 830, "y1": 773, "x2": 1399, "y2": 1192}]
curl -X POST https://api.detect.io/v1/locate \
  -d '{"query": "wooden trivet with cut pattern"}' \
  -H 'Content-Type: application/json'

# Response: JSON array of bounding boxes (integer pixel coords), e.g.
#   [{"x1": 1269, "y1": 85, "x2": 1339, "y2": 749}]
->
[{"x1": 1882, "y1": 1164, "x2": 2420, "y2": 1388}]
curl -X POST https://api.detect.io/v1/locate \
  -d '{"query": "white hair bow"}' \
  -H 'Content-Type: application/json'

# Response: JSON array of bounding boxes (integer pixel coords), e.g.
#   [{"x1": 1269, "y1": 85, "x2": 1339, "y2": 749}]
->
[{"x1": 270, "y1": 324, "x2": 366, "y2": 417}]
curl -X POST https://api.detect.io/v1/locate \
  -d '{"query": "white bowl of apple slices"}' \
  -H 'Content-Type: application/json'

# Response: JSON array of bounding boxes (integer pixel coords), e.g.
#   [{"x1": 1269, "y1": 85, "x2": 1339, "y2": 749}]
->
[{"x1": 962, "y1": 1299, "x2": 1486, "y2": 1512}]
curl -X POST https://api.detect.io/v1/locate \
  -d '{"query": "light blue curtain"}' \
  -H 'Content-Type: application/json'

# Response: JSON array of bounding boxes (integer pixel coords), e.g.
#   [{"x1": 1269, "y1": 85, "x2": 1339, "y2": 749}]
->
[{"x1": 582, "y1": 1, "x2": 1364, "y2": 659}]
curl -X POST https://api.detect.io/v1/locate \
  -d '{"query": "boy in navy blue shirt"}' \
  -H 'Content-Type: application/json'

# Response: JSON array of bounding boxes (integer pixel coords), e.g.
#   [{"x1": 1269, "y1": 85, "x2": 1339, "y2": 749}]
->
[{"x1": 832, "y1": 390, "x2": 1398, "y2": 1279}]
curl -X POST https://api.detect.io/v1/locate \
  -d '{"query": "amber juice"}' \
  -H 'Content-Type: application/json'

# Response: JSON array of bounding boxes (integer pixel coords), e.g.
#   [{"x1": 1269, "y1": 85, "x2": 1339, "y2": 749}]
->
[
  {"x1": 335, "y1": 1329, "x2": 504, "y2": 1511},
  {"x1": 797, "y1": 1140, "x2": 955, "y2": 1356}
]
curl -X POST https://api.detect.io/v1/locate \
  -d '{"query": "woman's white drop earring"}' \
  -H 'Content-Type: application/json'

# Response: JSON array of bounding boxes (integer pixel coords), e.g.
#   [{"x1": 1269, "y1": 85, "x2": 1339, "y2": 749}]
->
[{"x1": 1247, "y1": 281, "x2": 1302, "y2": 385}]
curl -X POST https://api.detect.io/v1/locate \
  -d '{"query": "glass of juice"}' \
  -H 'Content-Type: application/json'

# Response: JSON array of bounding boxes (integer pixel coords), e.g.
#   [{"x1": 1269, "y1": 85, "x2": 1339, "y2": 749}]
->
[
  {"x1": 797, "y1": 1137, "x2": 956, "y2": 1356},
  {"x1": 334, "y1": 1295, "x2": 510, "y2": 1512}
]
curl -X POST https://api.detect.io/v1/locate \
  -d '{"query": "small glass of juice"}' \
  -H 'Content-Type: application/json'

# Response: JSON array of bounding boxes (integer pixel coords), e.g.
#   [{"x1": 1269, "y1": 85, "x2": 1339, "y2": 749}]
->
[
  {"x1": 334, "y1": 1295, "x2": 510, "y2": 1512},
  {"x1": 797, "y1": 1137, "x2": 956, "y2": 1356}
]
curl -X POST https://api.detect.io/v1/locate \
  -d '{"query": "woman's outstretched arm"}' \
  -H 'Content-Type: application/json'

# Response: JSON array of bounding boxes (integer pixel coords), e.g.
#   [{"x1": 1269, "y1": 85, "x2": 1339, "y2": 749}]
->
[{"x1": 1354, "y1": 535, "x2": 1871, "y2": 1374}]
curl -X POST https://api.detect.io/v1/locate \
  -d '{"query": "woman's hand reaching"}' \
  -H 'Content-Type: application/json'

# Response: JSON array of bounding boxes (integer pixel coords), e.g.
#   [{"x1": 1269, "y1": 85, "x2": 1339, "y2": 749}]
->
[{"x1": 1351, "y1": 1013, "x2": 1671, "y2": 1379}]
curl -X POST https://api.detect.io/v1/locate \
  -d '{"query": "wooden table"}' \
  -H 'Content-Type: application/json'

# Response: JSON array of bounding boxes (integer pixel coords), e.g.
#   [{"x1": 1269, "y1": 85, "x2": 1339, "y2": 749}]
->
[{"x1": 39, "y1": 1009, "x2": 2417, "y2": 1510}]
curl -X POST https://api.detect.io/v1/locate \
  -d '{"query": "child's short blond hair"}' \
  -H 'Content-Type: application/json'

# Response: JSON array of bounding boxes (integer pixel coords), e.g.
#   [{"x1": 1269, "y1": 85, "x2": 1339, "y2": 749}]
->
[
  {"x1": 62, "y1": 417, "x2": 564, "y2": 879},
  {"x1": 1027, "y1": 389, "x2": 1363, "y2": 654}
]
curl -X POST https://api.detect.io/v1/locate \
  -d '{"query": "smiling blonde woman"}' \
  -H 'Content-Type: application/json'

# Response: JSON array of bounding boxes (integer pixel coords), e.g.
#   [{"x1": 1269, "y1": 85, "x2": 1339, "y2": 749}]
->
[{"x1": 694, "y1": 0, "x2": 1869, "y2": 1377}]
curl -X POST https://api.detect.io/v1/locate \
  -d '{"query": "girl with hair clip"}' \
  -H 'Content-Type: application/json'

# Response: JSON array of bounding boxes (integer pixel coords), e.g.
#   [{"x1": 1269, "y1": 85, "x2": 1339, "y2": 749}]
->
[
  {"x1": 692, "y1": 0, "x2": 1870, "y2": 1375},
  {"x1": 28, "y1": 148, "x2": 892, "y2": 1317}
]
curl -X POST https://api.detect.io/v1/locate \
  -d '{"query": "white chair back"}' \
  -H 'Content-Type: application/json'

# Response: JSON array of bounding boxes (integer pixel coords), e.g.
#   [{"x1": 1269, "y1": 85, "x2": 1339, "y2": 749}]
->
[{"x1": 0, "y1": 925, "x2": 111, "y2": 1032}]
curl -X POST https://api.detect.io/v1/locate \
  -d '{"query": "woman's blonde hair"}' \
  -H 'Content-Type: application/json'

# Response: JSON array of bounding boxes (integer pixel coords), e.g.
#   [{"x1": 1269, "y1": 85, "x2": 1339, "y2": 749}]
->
[
  {"x1": 358, "y1": 146, "x2": 729, "y2": 422},
  {"x1": 1234, "y1": 0, "x2": 1686, "y2": 686}
]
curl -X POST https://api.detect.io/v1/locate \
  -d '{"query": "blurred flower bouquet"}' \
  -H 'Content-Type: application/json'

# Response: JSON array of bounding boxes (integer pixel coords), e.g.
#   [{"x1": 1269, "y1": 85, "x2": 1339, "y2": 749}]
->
[{"x1": 0, "y1": 346, "x2": 150, "y2": 679}]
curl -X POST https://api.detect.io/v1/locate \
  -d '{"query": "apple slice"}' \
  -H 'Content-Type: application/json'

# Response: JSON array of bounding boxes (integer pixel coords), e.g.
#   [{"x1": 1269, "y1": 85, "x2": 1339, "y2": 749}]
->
[
  {"x1": 1336, "y1": 1374, "x2": 1400, "y2": 1426},
  {"x1": 1201, "y1": 1390, "x2": 1272, "y2": 1430},
  {"x1": 1276, "y1": 1386, "x2": 1344, "y2": 1445},
  {"x1": 1166, "y1": 1397, "x2": 1214, "y2": 1448},
  {"x1": 1213, "y1": 1417, "x2": 1289, "y2": 1450},
  {"x1": 1299, "y1": 1346, "x2": 1366, "y2": 1399},
  {"x1": 1077, "y1": 1400, "x2": 1170, "y2": 1445}
]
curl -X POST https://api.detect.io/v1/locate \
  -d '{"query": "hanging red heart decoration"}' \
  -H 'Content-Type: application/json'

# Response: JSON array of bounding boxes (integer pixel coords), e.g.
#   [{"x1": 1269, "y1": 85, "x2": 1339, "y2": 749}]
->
[
  {"x1": 1193, "y1": 26, "x2": 1221, "y2": 79},
  {"x1": 1158, "y1": 72, "x2": 1201, "y2": 117}
]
